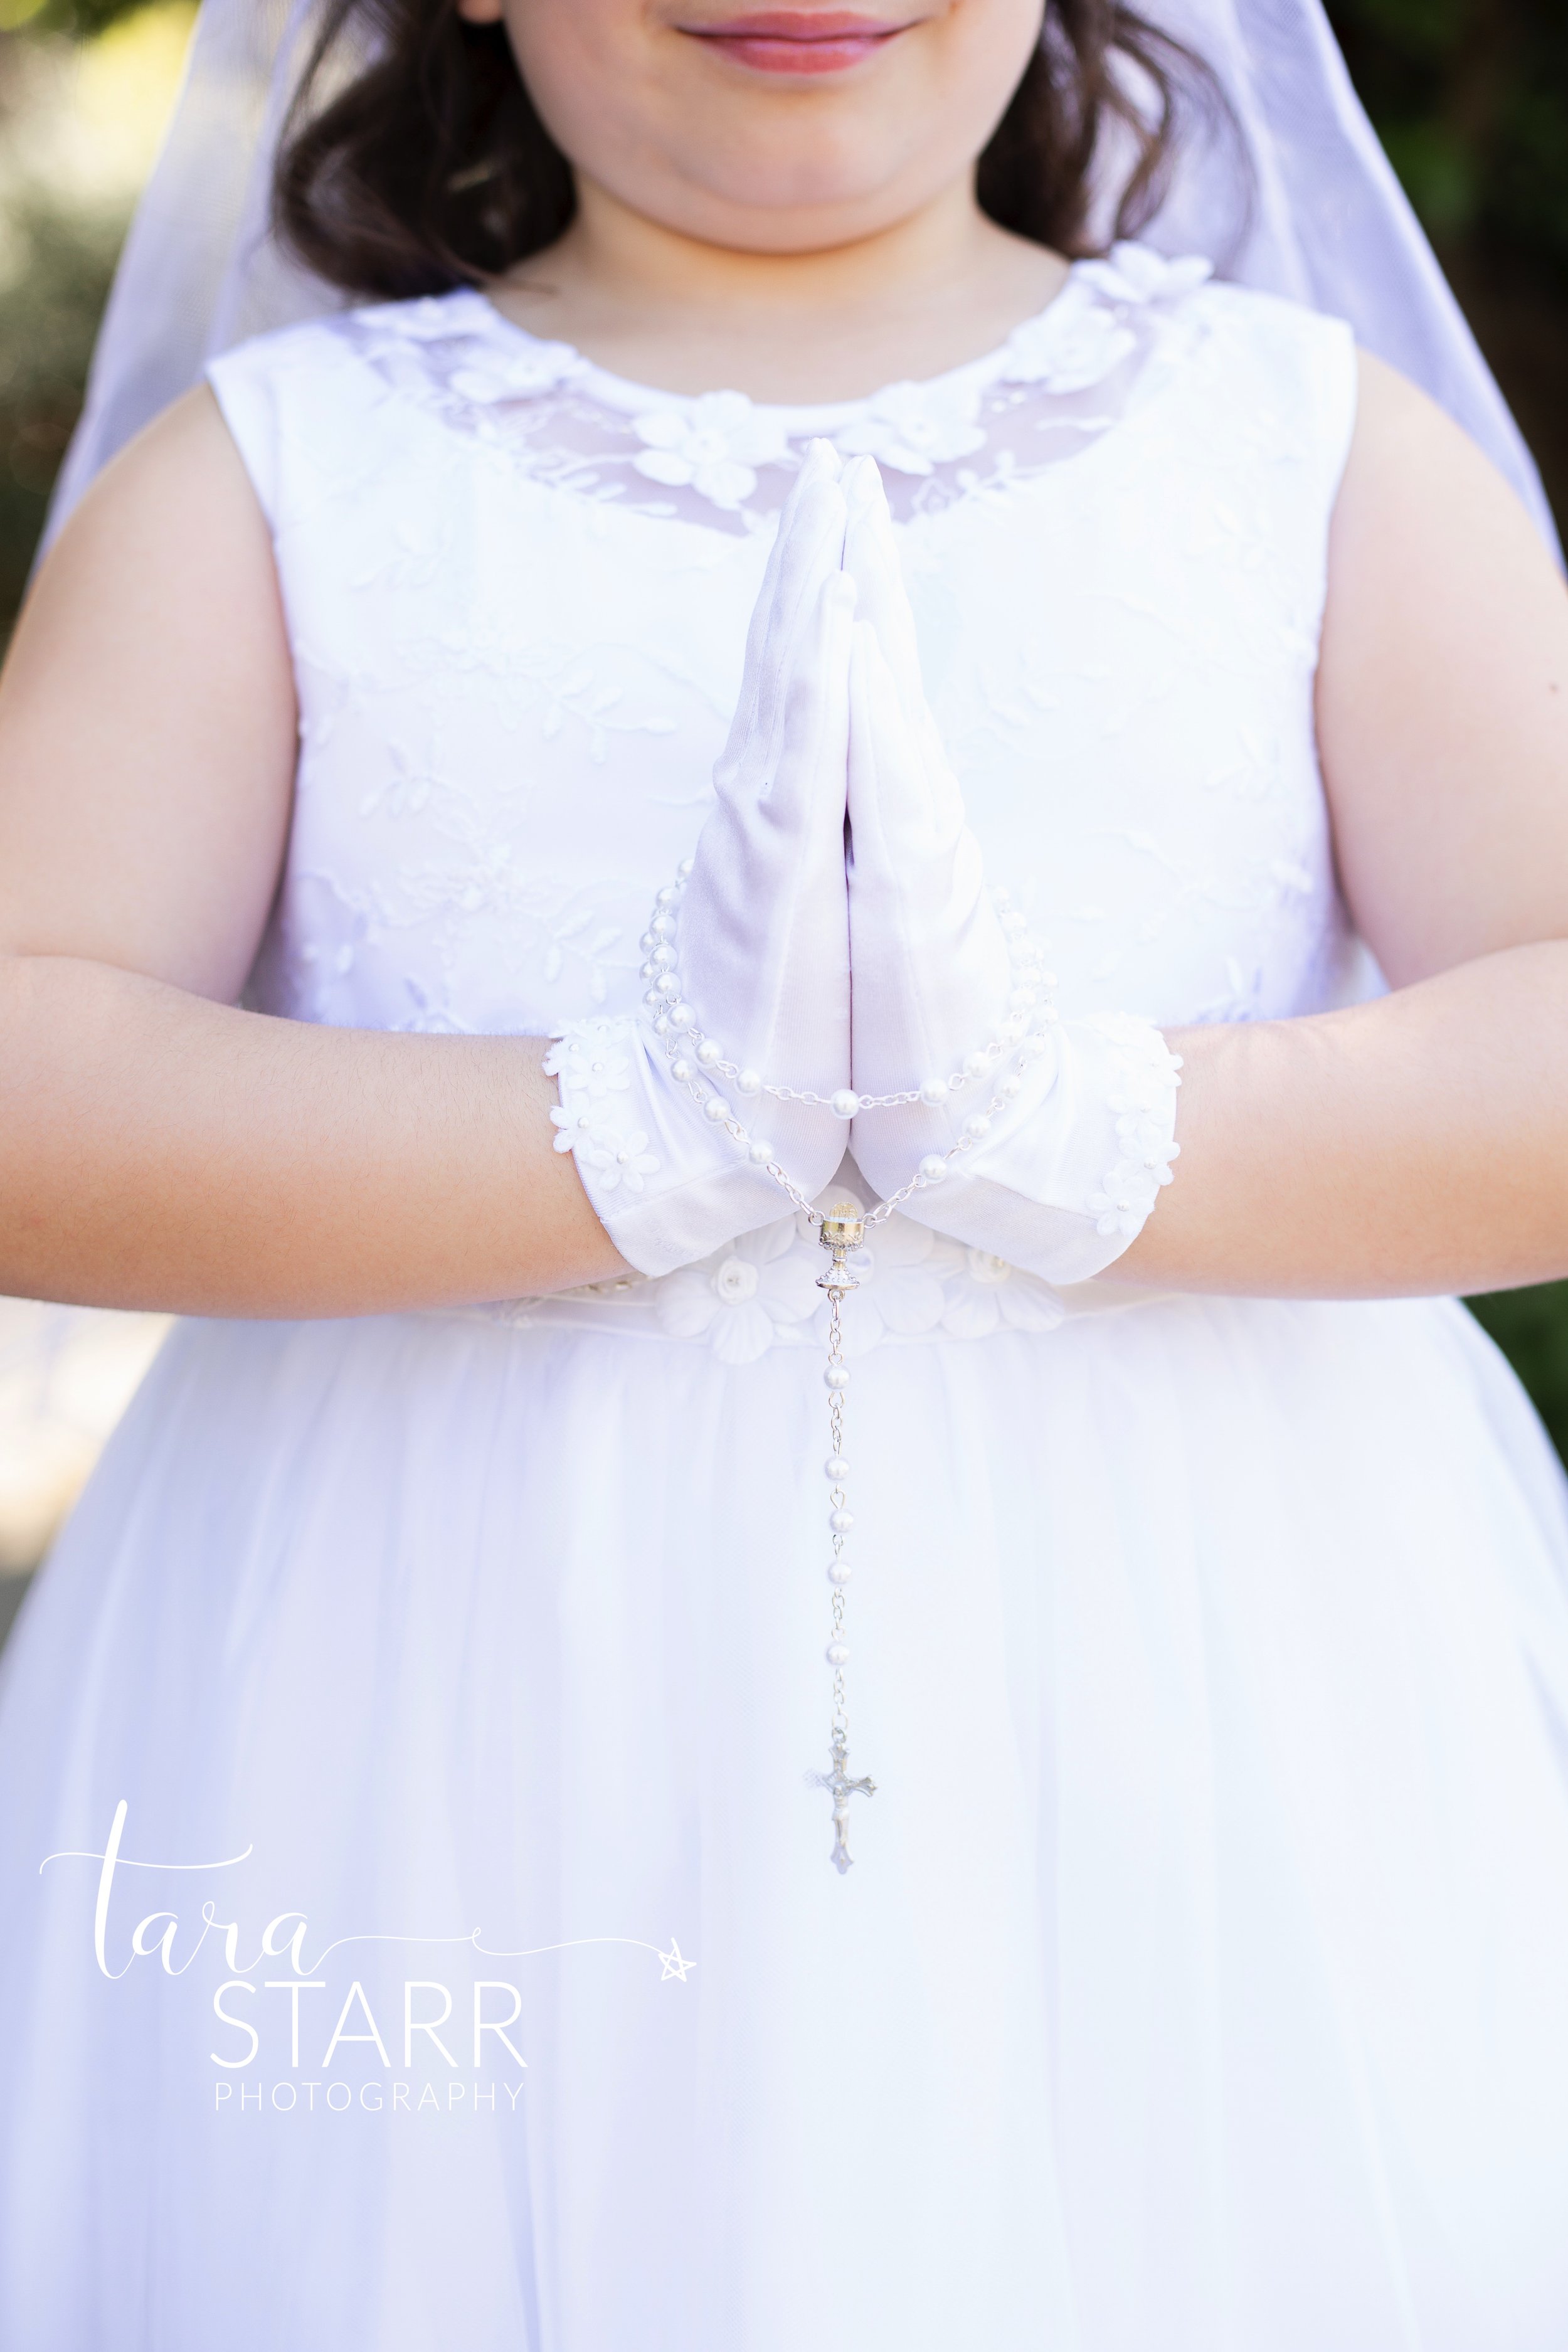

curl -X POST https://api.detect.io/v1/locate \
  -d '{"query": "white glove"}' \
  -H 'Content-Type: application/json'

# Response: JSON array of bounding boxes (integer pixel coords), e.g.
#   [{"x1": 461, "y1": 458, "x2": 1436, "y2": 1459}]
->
[
  {"x1": 546, "y1": 442, "x2": 857, "y2": 1276},
  {"x1": 840, "y1": 457, "x2": 1182, "y2": 1283}
]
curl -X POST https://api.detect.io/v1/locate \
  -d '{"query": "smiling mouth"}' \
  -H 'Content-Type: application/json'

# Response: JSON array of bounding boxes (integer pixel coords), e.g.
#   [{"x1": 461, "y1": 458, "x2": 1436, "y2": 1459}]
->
[{"x1": 679, "y1": 11, "x2": 914, "y2": 75}]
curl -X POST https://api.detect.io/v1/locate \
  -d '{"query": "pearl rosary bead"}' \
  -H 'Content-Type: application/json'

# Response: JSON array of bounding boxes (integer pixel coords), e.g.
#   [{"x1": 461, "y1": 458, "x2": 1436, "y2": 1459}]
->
[{"x1": 629, "y1": 848, "x2": 1066, "y2": 1877}]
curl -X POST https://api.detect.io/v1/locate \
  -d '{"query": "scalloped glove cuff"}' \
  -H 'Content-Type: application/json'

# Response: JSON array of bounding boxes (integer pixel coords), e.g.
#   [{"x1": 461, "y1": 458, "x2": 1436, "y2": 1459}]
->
[
  {"x1": 890, "y1": 1011, "x2": 1182, "y2": 1283},
  {"x1": 544, "y1": 1016, "x2": 791, "y2": 1279}
]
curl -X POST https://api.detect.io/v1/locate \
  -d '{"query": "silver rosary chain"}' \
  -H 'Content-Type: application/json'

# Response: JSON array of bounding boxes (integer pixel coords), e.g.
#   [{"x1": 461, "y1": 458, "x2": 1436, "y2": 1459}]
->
[{"x1": 635, "y1": 859, "x2": 1059, "y2": 1872}]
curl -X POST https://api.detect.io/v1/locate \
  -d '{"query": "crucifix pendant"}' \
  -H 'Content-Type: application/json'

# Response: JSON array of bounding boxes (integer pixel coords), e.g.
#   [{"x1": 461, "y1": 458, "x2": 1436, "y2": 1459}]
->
[{"x1": 812, "y1": 1731, "x2": 877, "y2": 1874}]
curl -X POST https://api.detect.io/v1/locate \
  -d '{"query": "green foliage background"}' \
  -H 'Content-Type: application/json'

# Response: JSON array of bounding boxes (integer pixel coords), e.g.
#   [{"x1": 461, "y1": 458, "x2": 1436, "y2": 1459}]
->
[{"x1": 1, "y1": 0, "x2": 1567, "y2": 1447}]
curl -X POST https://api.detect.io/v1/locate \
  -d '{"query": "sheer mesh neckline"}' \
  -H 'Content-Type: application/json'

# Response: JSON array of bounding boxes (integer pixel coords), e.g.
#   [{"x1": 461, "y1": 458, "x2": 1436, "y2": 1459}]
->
[{"x1": 342, "y1": 241, "x2": 1217, "y2": 534}]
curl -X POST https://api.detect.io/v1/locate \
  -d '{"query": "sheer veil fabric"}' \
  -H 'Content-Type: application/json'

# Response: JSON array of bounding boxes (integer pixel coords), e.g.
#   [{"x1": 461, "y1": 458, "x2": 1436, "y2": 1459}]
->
[{"x1": 44, "y1": 0, "x2": 1559, "y2": 554}]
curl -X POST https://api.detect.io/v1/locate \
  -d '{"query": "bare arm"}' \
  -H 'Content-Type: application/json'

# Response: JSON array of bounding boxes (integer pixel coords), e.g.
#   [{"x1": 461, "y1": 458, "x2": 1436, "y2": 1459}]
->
[
  {"x1": 0, "y1": 389, "x2": 623, "y2": 1314},
  {"x1": 1117, "y1": 353, "x2": 1568, "y2": 1297}
]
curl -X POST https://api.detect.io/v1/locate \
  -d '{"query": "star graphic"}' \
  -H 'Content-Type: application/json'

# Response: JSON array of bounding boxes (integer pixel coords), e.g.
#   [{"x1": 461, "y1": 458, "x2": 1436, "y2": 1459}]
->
[{"x1": 658, "y1": 1939, "x2": 696, "y2": 1982}]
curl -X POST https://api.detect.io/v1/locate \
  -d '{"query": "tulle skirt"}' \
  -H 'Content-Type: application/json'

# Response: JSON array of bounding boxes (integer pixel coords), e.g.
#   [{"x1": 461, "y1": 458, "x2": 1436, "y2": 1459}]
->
[{"x1": 3, "y1": 1291, "x2": 1568, "y2": 2350}]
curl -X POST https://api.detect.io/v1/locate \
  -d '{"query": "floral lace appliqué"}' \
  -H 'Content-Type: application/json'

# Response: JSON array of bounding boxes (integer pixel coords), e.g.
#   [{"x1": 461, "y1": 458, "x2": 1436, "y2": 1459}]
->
[
  {"x1": 1083, "y1": 1013, "x2": 1184, "y2": 1240},
  {"x1": 544, "y1": 1019, "x2": 663, "y2": 1197},
  {"x1": 655, "y1": 1222, "x2": 822, "y2": 1364},
  {"x1": 632, "y1": 391, "x2": 793, "y2": 511}
]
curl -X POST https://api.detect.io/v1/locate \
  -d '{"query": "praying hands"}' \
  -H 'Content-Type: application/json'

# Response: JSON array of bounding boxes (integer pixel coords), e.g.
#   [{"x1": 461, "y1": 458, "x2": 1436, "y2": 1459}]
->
[{"x1": 548, "y1": 442, "x2": 1181, "y2": 1285}]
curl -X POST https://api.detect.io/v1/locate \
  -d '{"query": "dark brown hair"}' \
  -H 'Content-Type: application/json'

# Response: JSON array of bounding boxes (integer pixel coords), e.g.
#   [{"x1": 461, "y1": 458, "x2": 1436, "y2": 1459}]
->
[{"x1": 276, "y1": 3, "x2": 1233, "y2": 300}]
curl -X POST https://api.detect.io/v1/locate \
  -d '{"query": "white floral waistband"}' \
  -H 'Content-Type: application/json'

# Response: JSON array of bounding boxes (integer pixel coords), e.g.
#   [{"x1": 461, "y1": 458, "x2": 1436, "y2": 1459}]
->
[{"x1": 453, "y1": 1199, "x2": 1170, "y2": 1362}]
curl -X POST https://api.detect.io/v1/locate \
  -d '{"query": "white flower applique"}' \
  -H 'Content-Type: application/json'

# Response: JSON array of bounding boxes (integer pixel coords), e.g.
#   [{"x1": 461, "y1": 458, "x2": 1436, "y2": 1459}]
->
[
  {"x1": 1083, "y1": 1012, "x2": 1184, "y2": 1240},
  {"x1": 632, "y1": 391, "x2": 793, "y2": 511},
  {"x1": 579, "y1": 1128, "x2": 661, "y2": 1195},
  {"x1": 543, "y1": 1019, "x2": 659, "y2": 1192},
  {"x1": 1001, "y1": 280, "x2": 1136, "y2": 393},
  {"x1": 655, "y1": 1222, "x2": 821, "y2": 1364},
  {"x1": 447, "y1": 340, "x2": 583, "y2": 406},
  {"x1": 355, "y1": 294, "x2": 465, "y2": 344},
  {"x1": 1086, "y1": 1157, "x2": 1173, "y2": 1240},
  {"x1": 833, "y1": 378, "x2": 987, "y2": 475},
  {"x1": 546, "y1": 1020, "x2": 634, "y2": 1100},
  {"x1": 937, "y1": 1243, "x2": 1067, "y2": 1342},
  {"x1": 1074, "y1": 241, "x2": 1213, "y2": 307}
]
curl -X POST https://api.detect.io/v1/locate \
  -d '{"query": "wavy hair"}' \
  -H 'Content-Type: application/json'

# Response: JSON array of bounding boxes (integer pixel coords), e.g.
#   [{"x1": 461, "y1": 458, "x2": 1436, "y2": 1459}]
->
[{"x1": 275, "y1": 3, "x2": 1232, "y2": 299}]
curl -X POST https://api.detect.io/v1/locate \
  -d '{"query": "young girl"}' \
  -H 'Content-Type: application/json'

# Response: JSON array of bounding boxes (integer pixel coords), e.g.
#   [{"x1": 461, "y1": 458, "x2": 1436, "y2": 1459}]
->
[{"x1": 3, "y1": 1, "x2": 1568, "y2": 2344}]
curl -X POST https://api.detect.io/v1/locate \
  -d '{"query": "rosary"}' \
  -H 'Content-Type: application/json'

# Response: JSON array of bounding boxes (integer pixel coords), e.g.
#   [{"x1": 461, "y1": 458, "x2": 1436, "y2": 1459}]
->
[{"x1": 637, "y1": 859, "x2": 1056, "y2": 1872}]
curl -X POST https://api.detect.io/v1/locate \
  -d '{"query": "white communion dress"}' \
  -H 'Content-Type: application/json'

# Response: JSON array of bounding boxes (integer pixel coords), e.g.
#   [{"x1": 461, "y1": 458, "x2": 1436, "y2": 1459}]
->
[{"x1": 6, "y1": 246, "x2": 1568, "y2": 2352}]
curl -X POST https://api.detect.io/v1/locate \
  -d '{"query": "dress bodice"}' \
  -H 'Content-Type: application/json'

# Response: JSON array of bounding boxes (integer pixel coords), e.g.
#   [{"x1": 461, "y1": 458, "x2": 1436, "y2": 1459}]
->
[
  {"x1": 207, "y1": 246, "x2": 1361, "y2": 1351},
  {"x1": 210, "y1": 243, "x2": 1359, "y2": 1041}
]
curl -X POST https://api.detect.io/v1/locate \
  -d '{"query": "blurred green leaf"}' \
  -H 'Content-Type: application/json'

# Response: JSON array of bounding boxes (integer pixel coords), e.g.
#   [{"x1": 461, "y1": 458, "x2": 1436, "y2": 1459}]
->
[
  {"x1": 0, "y1": 195, "x2": 121, "y2": 628},
  {"x1": 1327, "y1": 0, "x2": 1568, "y2": 275},
  {"x1": 26, "y1": 0, "x2": 149, "y2": 34},
  {"x1": 1380, "y1": 119, "x2": 1478, "y2": 233},
  {"x1": 1468, "y1": 1285, "x2": 1568, "y2": 1463},
  {"x1": 1331, "y1": 0, "x2": 1466, "y2": 68}
]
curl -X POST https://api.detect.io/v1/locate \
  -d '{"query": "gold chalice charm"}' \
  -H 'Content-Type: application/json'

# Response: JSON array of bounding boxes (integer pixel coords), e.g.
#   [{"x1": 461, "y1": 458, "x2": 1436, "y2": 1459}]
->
[{"x1": 817, "y1": 1201, "x2": 866, "y2": 1294}]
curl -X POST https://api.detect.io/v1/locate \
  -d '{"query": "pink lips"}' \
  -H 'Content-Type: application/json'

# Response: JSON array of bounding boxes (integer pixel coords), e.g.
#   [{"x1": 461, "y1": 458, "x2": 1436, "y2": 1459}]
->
[{"x1": 681, "y1": 11, "x2": 911, "y2": 73}]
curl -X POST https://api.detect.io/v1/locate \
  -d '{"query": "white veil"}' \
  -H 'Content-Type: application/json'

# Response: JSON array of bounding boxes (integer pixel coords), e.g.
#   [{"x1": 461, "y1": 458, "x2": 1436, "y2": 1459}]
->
[{"x1": 45, "y1": 0, "x2": 1559, "y2": 553}]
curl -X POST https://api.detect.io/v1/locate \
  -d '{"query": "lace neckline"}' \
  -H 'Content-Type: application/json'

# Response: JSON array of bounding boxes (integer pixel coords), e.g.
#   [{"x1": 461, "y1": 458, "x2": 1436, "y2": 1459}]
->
[
  {"x1": 350, "y1": 242, "x2": 1216, "y2": 528},
  {"x1": 458, "y1": 242, "x2": 1211, "y2": 425}
]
